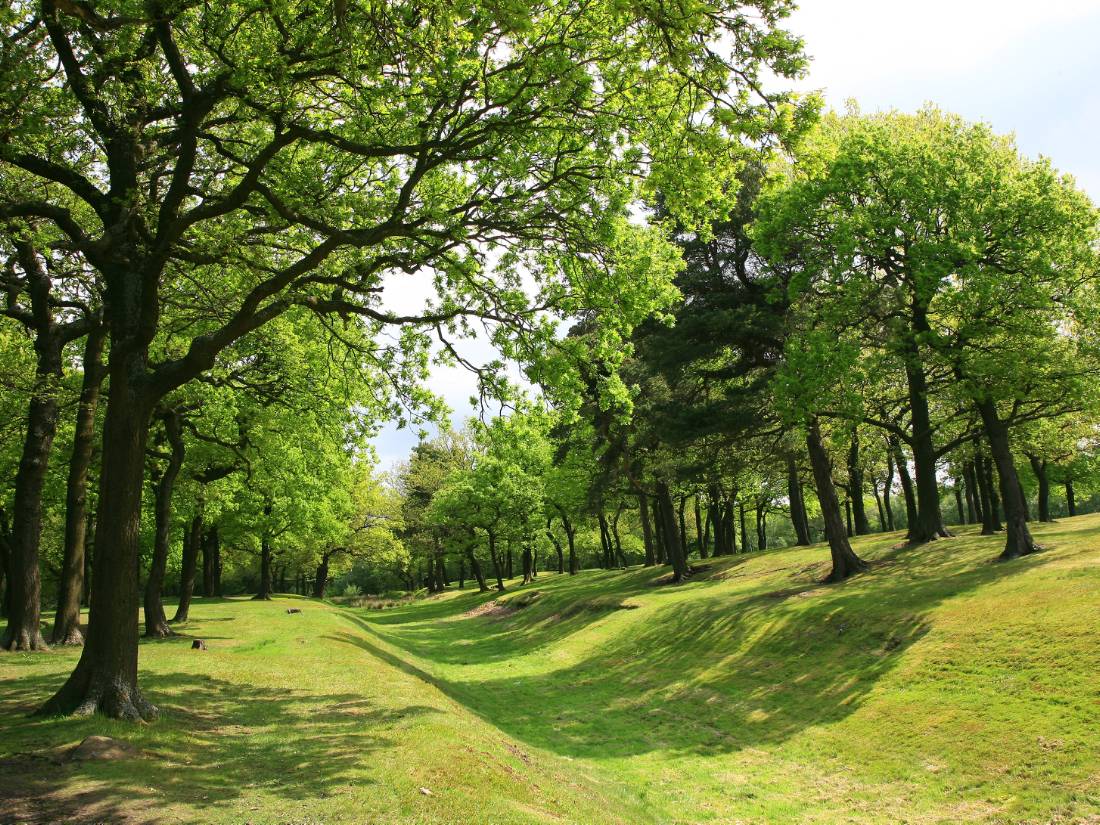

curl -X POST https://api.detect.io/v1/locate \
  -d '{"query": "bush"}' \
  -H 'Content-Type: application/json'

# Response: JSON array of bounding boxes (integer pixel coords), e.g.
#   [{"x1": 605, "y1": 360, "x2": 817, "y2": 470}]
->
[{"x1": 342, "y1": 583, "x2": 363, "y2": 598}]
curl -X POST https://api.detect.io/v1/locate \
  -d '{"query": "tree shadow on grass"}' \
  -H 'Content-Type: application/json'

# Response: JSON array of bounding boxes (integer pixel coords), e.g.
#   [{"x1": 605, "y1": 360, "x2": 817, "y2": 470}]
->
[
  {"x1": 0, "y1": 670, "x2": 440, "y2": 824},
  {"x1": 336, "y1": 531, "x2": 1070, "y2": 763}
]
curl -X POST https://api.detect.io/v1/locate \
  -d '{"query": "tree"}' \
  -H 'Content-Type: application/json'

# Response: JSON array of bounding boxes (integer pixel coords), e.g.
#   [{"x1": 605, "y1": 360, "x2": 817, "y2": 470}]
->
[{"x1": 5, "y1": 0, "x2": 807, "y2": 717}]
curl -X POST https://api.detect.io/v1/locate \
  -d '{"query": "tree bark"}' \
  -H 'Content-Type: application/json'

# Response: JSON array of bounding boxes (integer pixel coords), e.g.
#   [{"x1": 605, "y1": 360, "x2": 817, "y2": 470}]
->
[
  {"x1": 313, "y1": 552, "x2": 331, "y2": 598},
  {"x1": 488, "y1": 530, "x2": 505, "y2": 591},
  {"x1": 974, "y1": 454, "x2": 998, "y2": 534},
  {"x1": 546, "y1": 517, "x2": 565, "y2": 574},
  {"x1": 172, "y1": 511, "x2": 203, "y2": 623},
  {"x1": 872, "y1": 479, "x2": 886, "y2": 532},
  {"x1": 738, "y1": 500, "x2": 749, "y2": 553},
  {"x1": 52, "y1": 328, "x2": 107, "y2": 646},
  {"x1": 38, "y1": 353, "x2": 159, "y2": 720},
  {"x1": 656, "y1": 479, "x2": 689, "y2": 581},
  {"x1": 847, "y1": 434, "x2": 872, "y2": 535},
  {"x1": 1028, "y1": 454, "x2": 1052, "y2": 522},
  {"x1": 953, "y1": 481, "x2": 965, "y2": 526},
  {"x1": 1065, "y1": 479, "x2": 1076, "y2": 517},
  {"x1": 3, "y1": 351, "x2": 64, "y2": 652},
  {"x1": 597, "y1": 512, "x2": 612, "y2": 569},
  {"x1": 521, "y1": 545, "x2": 533, "y2": 584},
  {"x1": 787, "y1": 455, "x2": 812, "y2": 546},
  {"x1": 890, "y1": 437, "x2": 919, "y2": 536},
  {"x1": 844, "y1": 497, "x2": 854, "y2": 537},
  {"x1": 882, "y1": 450, "x2": 896, "y2": 531},
  {"x1": 806, "y1": 419, "x2": 868, "y2": 582},
  {"x1": 963, "y1": 462, "x2": 978, "y2": 525},
  {"x1": 144, "y1": 411, "x2": 184, "y2": 638},
  {"x1": 254, "y1": 532, "x2": 274, "y2": 600},
  {"x1": 976, "y1": 400, "x2": 1038, "y2": 560},
  {"x1": 638, "y1": 494, "x2": 656, "y2": 566},
  {"x1": 0, "y1": 509, "x2": 11, "y2": 620},
  {"x1": 466, "y1": 544, "x2": 489, "y2": 593},
  {"x1": 903, "y1": 302, "x2": 950, "y2": 542},
  {"x1": 693, "y1": 495, "x2": 705, "y2": 559}
]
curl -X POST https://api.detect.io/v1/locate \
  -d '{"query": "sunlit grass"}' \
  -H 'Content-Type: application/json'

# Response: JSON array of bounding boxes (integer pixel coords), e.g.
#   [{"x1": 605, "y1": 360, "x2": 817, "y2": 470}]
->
[{"x1": 2, "y1": 514, "x2": 1099, "y2": 823}]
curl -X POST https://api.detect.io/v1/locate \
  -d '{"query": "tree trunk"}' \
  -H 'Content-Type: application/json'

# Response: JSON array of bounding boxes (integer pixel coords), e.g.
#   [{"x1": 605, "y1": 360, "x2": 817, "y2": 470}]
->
[
  {"x1": 739, "y1": 500, "x2": 749, "y2": 553},
  {"x1": 212, "y1": 532, "x2": 223, "y2": 597},
  {"x1": 52, "y1": 328, "x2": 107, "y2": 646},
  {"x1": 984, "y1": 455, "x2": 1003, "y2": 529},
  {"x1": 976, "y1": 400, "x2": 1038, "y2": 560},
  {"x1": 872, "y1": 479, "x2": 886, "y2": 532},
  {"x1": 844, "y1": 497, "x2": 854, "y2": 537},
  {"x1": 547, "y1": 517, "x2": 565, "y2": 574},
  {"x1": 38, "y1": 353, "x2": 159, "y2": 720},
  {"x1": 656, "y1": 480, "x2": 688, "y2": 581},
  {"x1": 0, "y1": 509, "x2": 11, "y2": 620},
  {"x1": 254, "y1": 534, "x2": 273, "y2": 600},
  {"x1": 953, "y1": 481, "x2": 965, "y2": 526},
  {"x1": 903, "y1": 305, "x2": 950, "y2": 542},
  {"x1": 3, "y1": 353, "x2": 64, "y2": 651},
  {"x1": 1028, "y1": 454, "x2": 1052, "y2": 522},
  {"x1": 677, "y1": 495, "x2": 688, "y2": 559},
  {"x1": 611, "y1": 505, "x2": 626, "y2": 567},
  {"x1": 806, "y1": 419, "x2": 868, "y2": 582},
  {"x1": 787, "y1": 455, "x2": 812, "y2": 546},
  {"x1": 172, "y1": 511, "x2": 202, "y2": 623},
  {"x1": 638, "y1": 494, "x2": 656, "y2": 566},
  {"x1": 974, "y1": 454, "x2": 998, "y2": 534},
  {"x1": 963, "y1": 462, "x2": 978, "y2": 525},
  {"x1": 144, "y1": 411, "x2": 184, "y2": 638},
  {"x1": 882, "y1": 450, "x2": 896, "y2": 531},
  {"x1": 847, "y1": 434, "x2": 872, "y2": 535},
  {"x1": 706, "y1": 485, "x2": 725, "y2": 555},
  {"x1": 693, "y1": 495, "x2": 705, "y2": 559},
  {"x1": 488, "y1": 531, "x2": 505, "y2": 591},
  {"x1": 467, "y1": 545, "x2": 489, "y2": 593},
  {"x1": 564, "y1": 518, "x2": 577, "y2": 574},
  {"x1": 597, "y1": 511, "x2": 612, "y2": 569},
  {"x1": 1065, "y1": 479, "x2": 1076, "y2": 517},
  {"x1": 201, "y1": 526, "x2": 215, "y2": 597},
  {"x1": 313, "y1": 553, "x2": 331, "y2": 598},
  {"x1": 652, "y1": 496, "x2": 666, "y2": 564},
  {"x1": 521, "y1": 545, "x2": 533, "y2": 584},
  {"x1": 890, "y1": 437, "x2": 918, "y2": 535}
]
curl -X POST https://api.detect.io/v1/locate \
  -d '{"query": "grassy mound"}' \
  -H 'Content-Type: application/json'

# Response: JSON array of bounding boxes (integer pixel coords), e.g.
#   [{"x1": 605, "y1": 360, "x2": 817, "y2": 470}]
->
[{"x1": 2, "y1": 514, "x2": 1099, "y2": 823}]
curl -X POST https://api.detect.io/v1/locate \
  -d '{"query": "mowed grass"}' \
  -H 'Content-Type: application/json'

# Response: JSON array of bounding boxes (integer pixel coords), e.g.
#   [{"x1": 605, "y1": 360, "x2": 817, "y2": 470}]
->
[{"x1": 3, "y1": 515, "x2": 1100, "y2": 824}]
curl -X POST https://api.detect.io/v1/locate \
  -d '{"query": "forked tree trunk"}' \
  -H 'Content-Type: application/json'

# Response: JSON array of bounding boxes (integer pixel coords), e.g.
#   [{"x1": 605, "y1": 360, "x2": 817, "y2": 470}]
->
[
  {"x1": 53, "y1": 328, "x2": 106, "y2": 646},
  {"x1": 38, "y1": 354, "x2": 159, "y2": 721},
  {"x1": 976, "y1": 400, "x2": 1038, "y2": 560},
  {"x1": 806, "y1": 419, "x2": 868, "y2": 582},
  {"x1": 144, "y1": 411, "x2": 184, "y2": 638},
  {"x1": 172, "y1": 511, "x2": 203, "y2": 623}
]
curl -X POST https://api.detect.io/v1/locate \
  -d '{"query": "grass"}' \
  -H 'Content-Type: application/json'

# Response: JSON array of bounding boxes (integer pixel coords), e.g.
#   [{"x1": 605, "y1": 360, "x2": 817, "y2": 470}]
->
[{"x1": 3, "y1": 515, "x2": 1100, "y2": 823}]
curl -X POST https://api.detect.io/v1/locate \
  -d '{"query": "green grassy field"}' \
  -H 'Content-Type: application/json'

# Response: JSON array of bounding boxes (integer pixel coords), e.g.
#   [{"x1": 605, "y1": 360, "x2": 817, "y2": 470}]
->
[{"x1": 2, "y1": 515, "x2": 1099, "y2": 824}]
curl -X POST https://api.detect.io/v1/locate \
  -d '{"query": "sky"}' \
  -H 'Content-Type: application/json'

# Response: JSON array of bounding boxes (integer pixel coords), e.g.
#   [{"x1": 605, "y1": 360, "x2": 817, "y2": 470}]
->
[{"x1": 370, "y1": 0, "x2": 1100, "y2": 470}]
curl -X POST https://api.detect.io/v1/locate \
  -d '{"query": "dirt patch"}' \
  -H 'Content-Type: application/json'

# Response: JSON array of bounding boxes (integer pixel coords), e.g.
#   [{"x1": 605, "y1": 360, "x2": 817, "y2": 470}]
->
[{"x1": 463, "y1": 600, "x2": 515, "y2": 619}]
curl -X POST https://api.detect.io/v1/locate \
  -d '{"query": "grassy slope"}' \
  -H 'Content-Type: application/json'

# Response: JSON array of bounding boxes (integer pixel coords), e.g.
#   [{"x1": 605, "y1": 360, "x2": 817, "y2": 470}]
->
[{"x1": 2, "y1": 515, "x2": 1099, "y2": 824}]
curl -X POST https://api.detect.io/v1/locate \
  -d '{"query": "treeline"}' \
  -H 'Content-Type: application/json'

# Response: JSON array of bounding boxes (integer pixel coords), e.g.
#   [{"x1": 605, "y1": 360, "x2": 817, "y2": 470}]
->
[
  {"x1": 384, "y1": 108, "x2": 1100, "y2": 592},
  {"x1": 0, "y1": 0, "x2": 812, "y2": 719}
]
